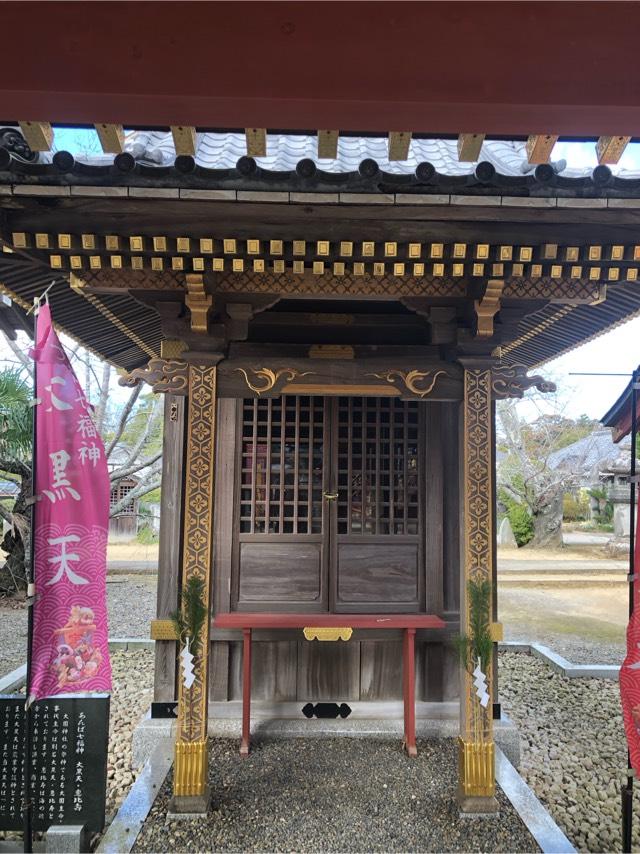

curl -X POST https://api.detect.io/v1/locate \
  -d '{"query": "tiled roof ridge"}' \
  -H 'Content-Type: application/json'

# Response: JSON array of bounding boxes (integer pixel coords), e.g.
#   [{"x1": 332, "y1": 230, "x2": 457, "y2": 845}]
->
[{"x1": 3, "y1": 128, "x2": 640, "y2": 196}]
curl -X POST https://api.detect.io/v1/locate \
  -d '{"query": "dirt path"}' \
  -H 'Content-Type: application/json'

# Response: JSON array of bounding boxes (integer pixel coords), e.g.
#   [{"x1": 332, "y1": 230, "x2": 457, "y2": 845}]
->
[{"x1": 498, "y1": 582, "x2": 627, "y2": 663}]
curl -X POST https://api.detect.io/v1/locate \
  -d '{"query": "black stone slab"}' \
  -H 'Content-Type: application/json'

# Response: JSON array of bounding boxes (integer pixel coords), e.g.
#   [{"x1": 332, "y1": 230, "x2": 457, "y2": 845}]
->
[{"x1": 0, "y1": 694, "x2": 109, "y2": 834}]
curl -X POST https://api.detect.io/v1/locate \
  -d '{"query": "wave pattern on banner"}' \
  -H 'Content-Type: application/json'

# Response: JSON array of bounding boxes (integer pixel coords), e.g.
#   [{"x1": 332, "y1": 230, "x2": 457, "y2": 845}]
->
[{"x1": 32, "y1": 524, "x2": 110, "y2": 695}]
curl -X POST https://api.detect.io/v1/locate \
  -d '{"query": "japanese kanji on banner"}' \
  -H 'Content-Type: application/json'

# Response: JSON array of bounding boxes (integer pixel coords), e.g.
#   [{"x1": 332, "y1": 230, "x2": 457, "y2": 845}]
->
[
  {"x1": 30, "y1": 303, "x2": 112, "y2": 700},
  {"x1": 620, "y1": 484, "x2": 640, "y2": 771}
]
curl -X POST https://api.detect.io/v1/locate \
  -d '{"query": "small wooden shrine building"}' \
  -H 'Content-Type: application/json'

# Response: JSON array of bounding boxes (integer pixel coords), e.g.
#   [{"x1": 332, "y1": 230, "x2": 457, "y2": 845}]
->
[
  {"x1": 4, "y1": 123, "x2": 640, "y2": 812},
  {"x1": 4, "y1": 0, "x2": 640, "y2": 809}
]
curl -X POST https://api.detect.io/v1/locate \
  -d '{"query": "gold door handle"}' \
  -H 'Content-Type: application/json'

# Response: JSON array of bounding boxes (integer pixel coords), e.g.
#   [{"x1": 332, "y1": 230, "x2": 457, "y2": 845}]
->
[{"x1": 323, "y1": 492, "x2": 339, "y2": 501}]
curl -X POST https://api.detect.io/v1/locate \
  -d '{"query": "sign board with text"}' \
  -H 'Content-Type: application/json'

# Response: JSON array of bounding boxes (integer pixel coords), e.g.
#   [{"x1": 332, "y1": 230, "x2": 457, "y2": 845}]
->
[{"x1": 0, "y1": 694, "x2": 109, "y2": 833}]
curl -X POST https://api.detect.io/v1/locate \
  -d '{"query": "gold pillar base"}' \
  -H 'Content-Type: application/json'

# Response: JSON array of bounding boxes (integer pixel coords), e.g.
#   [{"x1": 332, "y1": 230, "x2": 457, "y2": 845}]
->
[
  {"x1": 458, "y1": 737, "x2": 496, "y2": 799},
  {"x1": 173, "y1": 738, "x2": 209, "y2": 798}
]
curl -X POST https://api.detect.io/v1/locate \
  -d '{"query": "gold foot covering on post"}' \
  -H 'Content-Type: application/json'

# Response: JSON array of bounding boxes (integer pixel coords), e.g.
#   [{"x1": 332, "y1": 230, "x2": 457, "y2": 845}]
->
[
  {"x1": 458, "y1": 737, "x2": 495, "y2": 798},
  {"x1": 174, "y1": 740, "x2": 209, "y2": 797}
]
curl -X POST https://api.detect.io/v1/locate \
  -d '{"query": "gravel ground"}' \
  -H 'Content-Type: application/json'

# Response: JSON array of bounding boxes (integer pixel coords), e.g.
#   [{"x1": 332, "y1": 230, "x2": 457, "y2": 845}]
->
[
  {"x1": 0, "y1": 574, "x2": 157, "y2": 678},
  {"x1": 499, "y1": 650, "x2": 638, "y2": 853},
  {"x1": 134, "y1": 738, "x2": 537, "y2": 853},
  {"x1": 106, "y1": 649, "x2": 154, "y2": 817},
  {"x1": 104, "y1": 574, "x2": 157, "y2": 637},
  {"x1": 504, "y1": 628, "x2": 625, "y2": 666}
]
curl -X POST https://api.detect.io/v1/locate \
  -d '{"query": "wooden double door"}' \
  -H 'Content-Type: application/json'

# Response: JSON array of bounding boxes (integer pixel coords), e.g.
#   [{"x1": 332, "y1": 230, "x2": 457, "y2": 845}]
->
[{"x1": 232, "y1": 395, "x2": 426, "y2": 613}]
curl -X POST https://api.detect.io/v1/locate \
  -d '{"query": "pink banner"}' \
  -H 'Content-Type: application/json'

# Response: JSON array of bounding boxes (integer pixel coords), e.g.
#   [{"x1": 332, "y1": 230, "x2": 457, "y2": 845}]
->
[
  {"x1": 30, "y1": 303, "x2": 111, "y2": 699},
  {"x1": 620, "y1": 484, "x2": 640, "y2": 771}
]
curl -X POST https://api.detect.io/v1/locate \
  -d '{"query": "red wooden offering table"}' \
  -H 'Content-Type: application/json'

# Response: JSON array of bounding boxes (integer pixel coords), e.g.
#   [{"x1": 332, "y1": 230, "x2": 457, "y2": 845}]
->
[{"x1": 212, "y1": 613, "x2": 446, "y2": 758}]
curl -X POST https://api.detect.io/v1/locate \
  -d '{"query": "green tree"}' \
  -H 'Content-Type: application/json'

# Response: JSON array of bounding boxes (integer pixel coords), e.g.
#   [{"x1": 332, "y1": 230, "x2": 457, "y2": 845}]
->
[
  {"x1": 0, "y1": 369, "x2": 32, "y2": 592},
  {"x1": 497, "y1": 399, "x2": 600, "y2": 549}
]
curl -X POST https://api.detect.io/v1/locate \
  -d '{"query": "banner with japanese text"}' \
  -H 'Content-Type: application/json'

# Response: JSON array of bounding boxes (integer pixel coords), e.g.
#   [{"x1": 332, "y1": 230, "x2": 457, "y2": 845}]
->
[
  {"x1": 30, "y1": 304, "x2": 111, "y2": 700},
  {"x1": 620, "y1": 489, "x2": 640, "y2": 771}
]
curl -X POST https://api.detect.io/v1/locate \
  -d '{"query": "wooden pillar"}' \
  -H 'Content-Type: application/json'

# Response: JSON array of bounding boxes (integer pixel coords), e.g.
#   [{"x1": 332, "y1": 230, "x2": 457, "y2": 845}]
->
[
  {"x1": 171, "y1": 364, "x2": 217, "y2": 812},
  {"x1": 458, "y1": 361, "x2": 497, "y2": 812},
  {"x1": 154, "y1": 394, "x2": 185, "y2": 703}
]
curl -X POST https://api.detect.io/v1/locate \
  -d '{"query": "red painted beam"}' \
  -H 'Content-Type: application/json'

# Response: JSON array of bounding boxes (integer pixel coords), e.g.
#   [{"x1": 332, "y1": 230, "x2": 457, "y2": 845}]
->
[
  {"x1": 213, "y1": 613, "x2": 445, "y2": 629},
  {"x1": 3, "y1": 1, "x2": 640, "y2": 135}
]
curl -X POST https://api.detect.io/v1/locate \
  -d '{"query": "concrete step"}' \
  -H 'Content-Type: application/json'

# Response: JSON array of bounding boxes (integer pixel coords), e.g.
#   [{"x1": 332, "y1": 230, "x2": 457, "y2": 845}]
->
[{"x1": 498, "y1": 576, "x2": 627, "y2": 587}]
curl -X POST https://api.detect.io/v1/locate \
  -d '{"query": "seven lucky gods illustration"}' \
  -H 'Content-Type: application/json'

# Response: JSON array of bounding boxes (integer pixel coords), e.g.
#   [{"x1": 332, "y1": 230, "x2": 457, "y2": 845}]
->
[{"x1": 51, "y1": 605, "x2": 103, "y2": 688}]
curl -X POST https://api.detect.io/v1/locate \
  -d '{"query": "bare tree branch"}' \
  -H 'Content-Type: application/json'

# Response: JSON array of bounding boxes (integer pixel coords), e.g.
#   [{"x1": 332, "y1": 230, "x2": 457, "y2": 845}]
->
[
  {"x1": 69, "y1": 349, "x2": 102, "y2": 395},
  {"x1": 125, "y1": 396, "x2": 162, "y2": 464},
  {"x1": 105, "y1": 384, "x2": 142, "y2": 458},
  {"x1": 94, "y1": 362, "x2": 111, "y2": 432},
  {"x1": 110, "y1": 449, "x2": 163, "y2": 483},
  {"x1": 109, "y1": 474, "x2": 162, "y2": 517},
  {"x1": 3, "y1": 336, "x2": 30, "y2": 368}
]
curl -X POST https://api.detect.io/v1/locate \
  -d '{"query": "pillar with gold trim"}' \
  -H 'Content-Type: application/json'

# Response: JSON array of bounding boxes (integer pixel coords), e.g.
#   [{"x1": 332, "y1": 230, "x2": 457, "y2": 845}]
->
[
  {"x1": 458, "y1": 360, "x2": 498, "y2": 813},
  {"x1": 170, "y1": 362, "x2": 218, "y2": 814}
]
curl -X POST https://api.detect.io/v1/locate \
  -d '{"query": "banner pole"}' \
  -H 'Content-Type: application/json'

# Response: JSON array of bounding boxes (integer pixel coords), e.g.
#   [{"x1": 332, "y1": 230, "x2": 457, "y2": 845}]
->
[
  {"x1": 622, "y1": 367, "x2": 637, "y2": 854},
  {"x1": 22, "y1": 299, "x2": 40, "y2": 853}
]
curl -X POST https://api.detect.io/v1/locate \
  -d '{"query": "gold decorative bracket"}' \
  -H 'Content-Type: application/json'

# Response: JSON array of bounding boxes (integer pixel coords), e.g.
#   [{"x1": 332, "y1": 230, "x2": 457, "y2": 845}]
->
[
  {"x1": 489, "y1": 622, "x2": 503, "y2": 642},
  {"x1": 234, "y1": 366, "x2": 314, "y2": 396},
  {"x1": 185, "y1": 273, "x2": 213, "y2": 333},
  {"x1": 367, "y1": 368, "x2": 449, "y2": 398},
  {"x1": 303, "y1": 627, "x2": 353, "y2": 642},
  {"x1": 119, "y1": 358, "x2": 189, "y2": 395},
  {"x1": 491, "y1": 363, "x2": 557, "y2": 399},
  {"x1": 474, "y1": 280, "x2": 505, "y2": 337},
  {"x1": 150, "y1": 619, "x2": 179, "y2": 640}
]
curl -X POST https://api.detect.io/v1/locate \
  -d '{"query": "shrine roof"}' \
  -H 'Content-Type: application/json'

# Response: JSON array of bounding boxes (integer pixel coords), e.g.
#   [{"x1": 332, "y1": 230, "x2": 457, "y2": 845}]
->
[
  {"x1": 3, "y1": 128, "x2": 640, "y2": 375},
  {"x1": 3, "y1": 128, "x2": 640, "y2": 198},
  {"x1": 601, "y1": 373, "x2": 640, "y2": 443},
  {"x1": 0, "y1": 255, "x2": 163, "y2": 371}
]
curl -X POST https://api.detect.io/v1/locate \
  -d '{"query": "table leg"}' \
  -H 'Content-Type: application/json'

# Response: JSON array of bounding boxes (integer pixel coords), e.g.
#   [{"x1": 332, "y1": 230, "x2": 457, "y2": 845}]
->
[
  {"x1": 240, "y1": 627, "x2": 252, "y2": 757},
  {"x1": 403, "y1": 627, "x2": 417, "y2": 757}
]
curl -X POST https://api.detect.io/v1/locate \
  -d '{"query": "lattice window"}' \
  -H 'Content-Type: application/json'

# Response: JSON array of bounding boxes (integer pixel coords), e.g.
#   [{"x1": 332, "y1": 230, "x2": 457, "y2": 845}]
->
[
  {"x1": 110, "y1": 482, "x2": 135, "y2": 514},
  {"x1": 337, "y1": 397, "x2": 419, "y2": 535},
  {"x1": 240, "y1": 396, "x2": 324, "y2": 534}
]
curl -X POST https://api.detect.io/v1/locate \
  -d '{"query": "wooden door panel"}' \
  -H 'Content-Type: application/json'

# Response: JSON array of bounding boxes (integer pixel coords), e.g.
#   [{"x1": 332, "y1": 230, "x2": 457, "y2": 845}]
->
[
  {"x1": 336, "y1": 541, "x2": 419, "y2": 606},
  {"x1": 233, "y1": 395, "x2": 426, "y2": 614},
  {"x1": 232, "y1": 395, "x2": 329, "y2": 611},
  {"x1": 238, "y1": 541, "x2": 323, "y2": 605},
  {"x1": 331, "y1": 396, "x2": 424, "y2": 612}
]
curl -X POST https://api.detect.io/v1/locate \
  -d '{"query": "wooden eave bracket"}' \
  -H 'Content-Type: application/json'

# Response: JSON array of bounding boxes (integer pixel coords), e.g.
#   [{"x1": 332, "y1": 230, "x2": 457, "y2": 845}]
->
[
  {"x1": 457, "y1": 133, "x2": 485, "y2": 162},
  {"x1": 225, "y1": 302, "x2": 253, "y2": 340},
  {"x1": 171, "y1": 125, "x2": 197, "y2": 156},
  {"x1": 596, "y1": 135, "x2": 630, "y2": 165},
  {"x1": 525, "y1": 134, "x2": 559, "y2": 164},
  {"x1": 185, "y1": 273, "x2": 213, "y2": 333},
  {"x1": 18, "y1": 121, "x2": 53, "y2": 152},
  {"x1": 474, "y1": 279, "x2": 505, "y2": 337},
  {"x1": 95, "y1": 123, "x2": 124, "y2": 154},
  {"x1": 491, "y1": 363, "x2": 557, "y2": 399}
]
